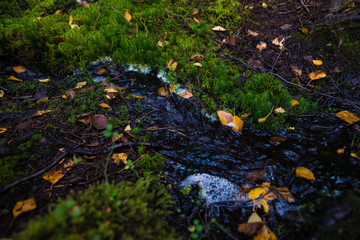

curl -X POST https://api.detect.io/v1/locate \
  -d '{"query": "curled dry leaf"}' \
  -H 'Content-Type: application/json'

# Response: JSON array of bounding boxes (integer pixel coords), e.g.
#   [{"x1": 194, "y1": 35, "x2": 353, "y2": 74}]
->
[
  {"x1": 0, "y1": 128, "x2": 7, "y2": 133},
  {"x1": 291, "y1": 65, "x2": 302, "y2": 76},
  {"x1": 0, "y1": 90, "x2": 4, "y2": 98},
  {"x1": 124, "y1": 124, "x2": 131, "y2": 132},
  {"x1": 178, "y1": 91, "x2": 193, "y2": 99},
  {"x1": 217, "y1": 111, "x2": 233, "y2": 125},
  {"x1": 32, "y1": 110, "x2": 51, "y2": 117},
  {"x1": 190, "y1": 54, "x2": 205, "y2": 61},
  {"x1": 249, "y1": 187, "x2": 265, "y2": 200},
  {"x1": 232, "y1": 115, "x2": 243, "y2": 133},
  {"x1": 75, "y1": 81, "x2": 87, "y2": 89},
  {"x1": 256, "y1": 41, "x2": 267, "y2": 51},
  {"x1": 212, "y1": 26, "x2": 226, "y2": 31},
  {"x1": 157, "y1": 87, "x2": 168, "y2": 97},
  {"x1": 169, "y1": 83, "x2": 176, "y2": 94},
  {"x1": 258, "y1": 105, "x2": 274, "y2": 123},
  {"x1": 42, "y1": 169, "x2": 65, "y2": 184},
  {"x1": 112, "y1": 153, "x2": 127, "y2": 165},
  {"x1": 254, "y1": 225, "x2": 277, "y2": 240},
  {"x1": 280, "y1": 24, "x2": 292, "y2": 30},
  {"x1": 241, "y1": 113, "x2": 252, "y2": 118},
  {"x1": 262, "y1": 2, "x2": 268, "y2": 8},
  {"x1": 309, "y1": 70, "x2": 326, "y2": 80},
  {"x1": 273, "y1": 186, "x2": 294, "y2": 203},
  {"x1": 336, "y1": 110, "x2": 360, "y2": 124},
  {"x1": 248, "y1": 30, "x2": 259, "y2": 37},
  {"x1": 38, "y1": 78, "x2": 50, "y2": 83},
  {"x1": 90, "y1": 114, "x2": 108, "y2": 130},
  {"x1": 157, "y1": 32, "x2": 167, "y2": 47},
  {"x1": 229, "y1": 36, "x2": 236, "y2": 46},
  {"x1": 301, "y1": 28, "x2": 309, "y2": 35},
  {"x1": 167, "y1": 59, "x2": 178, "y2": 71},
  {"x1": 13, "y1": 66, "x2": 26, "y2": 74},
  {"x1": 194, "y1": 17, "x2": 200, "y2": 23},
  {"x1": 13, "y1": 198, "x2": 37, "y2": 218},
  {"x1": 312, "y1": 60, "x2": 323, "y2": 66},
  {"x1": 190, "y1": 8, "x2": 198, "y2": 15},
  {"x1": 8, "y1": 75, "x2": 22, "y2": 82},
  {"x1": 296, "y1": 167, "x2": 316, "y2": 181},
  {"x1": 194, "y1": 62, "x2": 202, "y2": 67},
  {"x1": 96, "y1": 68, "x2": 106, "y2": 75},
  {"x1": 130, "y1": 94, "x2": 145, "y2": 99},
  {"x1": 62, "y1": 89, "x2": 75, "y2": 100},
  {"x1": 274, "y1": 107, "x2": 285, "y2": 114}
]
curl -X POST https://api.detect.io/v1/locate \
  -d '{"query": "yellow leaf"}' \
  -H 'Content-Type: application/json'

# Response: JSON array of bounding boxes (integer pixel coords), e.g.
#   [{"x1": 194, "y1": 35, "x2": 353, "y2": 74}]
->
[
  {"x1": 309, "y1": 70, "x2": 326, "y2": 80},
  {"x1": 112, "y1": 153, "x2": 127, "y2": 165},
  {"x1": 248, "y1": 212, "x2": 262, "y2": 223},
  {"x1": 296, "y1": 167, "x2": 316, "y2": 181},
  {"x1": 258, "y1": 106, "x2": 274, "y2": 123},
  {"x1": 124, "y1": 11, "x2": 132, "y2": 21},
  {"x1": 32, "y1": 110, "x2": 51, "y2": 116},
  {"x1": 272, "y1": 37, "x2": 284, "y2": 49},
  {"x1": 241, "y1": 113, "x2": 252, "y2": 118},
  {"x1": 104, "y1": 86, "x2": 118, "y2": 93},
  {"x1": 130, "y1": 94, "x2": 145, "y2": 99},
  {"x1": 274, "y1": 107, "x2": 285, "y2": 114},
  {"x1": 259, "y1": 199, "x2": 269, "y2": 213},
  {"x1": 217, "y1": 111, "x2": 234, "y2": 125},
  {"x1": 75, "y1": 81, "x2": 87, "y2": 89},
  {"x1": 169, "y1": 83, "x2": 176, "y2": 94},
  {"x1": 335, "y1": 110, "x2": 360, "y2": 124},
  {"x1": 38, "y1": 78, "x2": 50, "y2": 83},
  {"x1": 168, "y1": 61, "x2": 178, "y2": 71},
  {"x1": 68, "y1": 15, "x2": 73, "y2": 25},
  {"x1": 42, "y1": 169, "x2": 65, "y2": 184},
  {"x1": 13, "y1": 198, "x2": 37, "y2": 218},
  {"x1": 8, "y1": 75, "x2": 22, "y2": 82},
  {"x1": 262, "y1": 2, "x2": 268, "y2": 8},
  {"x1": 274, "y1": 186, "x2": 295, "y2": 203},
  {"x1": 194, "y1": 17, "x2": 200, "y2": 23},
  {"x1": 112, "y1": 133, "x2": 123, "y2": 142},
  {"x1": 212, "y1": 26, "x2": 226, "y2": 31},
  {"x1": 337, "y1": 148, "x2": 345, "y2": 154},
  {"x1": 254, "y1": 225, "x2": 277, "y2": 240},
  {"x1": 70, "y1": 24, "x2": 79, "y2": 29},
  {"x1": 99, "y1": 103, "x2": 111, "y2": 109},
  {"x1": 291, "y1": 99, "x2": 300, "y2": 106},
  {"x1": 0, "y1": 128, "x2": 7, "y2": 133},
  {"x1": 256, "y1": 41, "x2": 267, "y2": 51},
  {"x1": 312, "y1": 60, "x2": 323, "y2": 66},
  {"x1": 351, "y1": 152, "x2": 360, "y2": 160},
  {"x1": 301, "y1": 28, "x2": 309, "y2": 35},
  {"x1": 249, "y1": 188, "x2": 265, "y2": 200},
  {"x1": 157, "y1": 87, "x2": 168, "y2": 97},
  {"x1": 190, "y1": 8, "x2": 198, "y2": 15},
  {"x1": 125, "y1": 124, "x2": 131, "y2": 132},
  {"x1": 178, "y1": 91, "x2": 193, "y2": 99},
  {"x1": 0, "y1": 90, "x2": 4, "y2": 97},
  {"x1": 232, "y1": 115, "x2": 243, "y2": 133},
  {"x1": 13, "y1": 66, "x2": 26, "y2": 74}
]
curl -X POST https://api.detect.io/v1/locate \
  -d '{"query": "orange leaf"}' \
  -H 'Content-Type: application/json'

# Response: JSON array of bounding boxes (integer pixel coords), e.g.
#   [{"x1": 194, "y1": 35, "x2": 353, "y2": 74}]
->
[
  {"x1": 13, "y1": 198, "x2": 37, "y2": 218},
  {"x1": 157, "y1": 87, "x2": 168, "y2": 97},
  {"x1": 124, "y1": 11, "x2": 132, "y2": 21},
  {"x1": 232, "y1": 115, "x2": 243, "y2": 133},
  {"x1": 112, "y1": 153, "x2": 127, "y2": 165},
  {"x1": 13, "y1": 66, "x2": 26, "y2": 74},
  {"x1": 301, "y1": 28, "x2": 309, "y2": 35},
  {"x1": 335, "y1": 110, "x2": 360, "y2": 124},
  {"x1": 96, "y1": 68, "x2": 106, "y2": 75},
  {"x1": 249, "y1": 188, "x2": 265, "y2": 200},
  {"x1": 42, "y1": 169, "x2": 65, "y2": 184},
  {"x1": 296, "y1": 167, "x2": 316, "y2": 181},
  {"x1": 256, "y1": 41, "x2": 267, "y2": 51},
  {"x1": 254, "y1": 225, "x2": 277, "y2": 240},
  {"x1": 291, "y1": 99, "x2": 300, "y2": 106},
  {"x1": 0, "y1": 128, "x2": 7, "y2": 133},
  {"x1": 217, "y1": 111, "x2": 233, "y2": 125},
  {"x1": 312, "y1": 60, "x2": 323, "y2": 66},
  {"x1": 309, "y1": 70, "x2": 326, "y2": 80}
]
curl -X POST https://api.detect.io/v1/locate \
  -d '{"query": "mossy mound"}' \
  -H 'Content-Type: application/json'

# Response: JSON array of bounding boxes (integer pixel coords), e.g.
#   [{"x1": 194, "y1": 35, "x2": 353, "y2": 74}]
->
[{"x1": 14, "y1": 180, "x2": 180, "y2": 240}]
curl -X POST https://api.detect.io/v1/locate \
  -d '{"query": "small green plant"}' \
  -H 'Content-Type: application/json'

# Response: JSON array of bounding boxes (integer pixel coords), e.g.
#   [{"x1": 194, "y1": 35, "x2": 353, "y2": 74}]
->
[
  {"x1": 188, "y1": 219, "x2": 204, "y2": 239},
  {"x1": 182, "y1": 185, "x2": 192, "y2": 196}
]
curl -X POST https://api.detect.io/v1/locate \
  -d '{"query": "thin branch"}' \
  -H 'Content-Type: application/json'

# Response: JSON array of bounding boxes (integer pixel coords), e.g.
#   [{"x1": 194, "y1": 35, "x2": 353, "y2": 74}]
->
[
  {"x1": 270, "y1": 35, "x2": 287, "y2": 72},
  {"x1": 299, "y1": 0, "x2": 309, "y2": 12}
]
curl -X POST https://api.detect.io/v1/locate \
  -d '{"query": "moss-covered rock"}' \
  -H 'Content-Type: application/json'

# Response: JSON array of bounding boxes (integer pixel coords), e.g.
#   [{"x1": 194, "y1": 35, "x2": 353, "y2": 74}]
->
[{"x1": 14, "y1": 180, "x2": 180, "y2": 240}]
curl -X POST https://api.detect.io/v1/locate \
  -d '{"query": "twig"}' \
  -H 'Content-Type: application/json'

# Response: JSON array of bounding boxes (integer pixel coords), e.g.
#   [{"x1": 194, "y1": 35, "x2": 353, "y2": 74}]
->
[
  {"x1": 270, "y1": 35, "x2": 287, "y2": 72},
  {"x1": 1, "y1": 151, "x2": 68, "y2": 193},
  {"x1": 299, "y1": 0, "x2": 309, "y2": 12},
  {"x1": 213, "y1": 221, "x2": 239, "y2": 240},
  {"x1": 0, "y1": 86, "x2": 10, "y2": 93}
]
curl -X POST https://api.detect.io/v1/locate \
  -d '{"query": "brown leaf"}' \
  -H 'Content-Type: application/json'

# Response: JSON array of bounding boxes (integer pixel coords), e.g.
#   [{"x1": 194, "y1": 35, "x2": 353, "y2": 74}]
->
[
  {"x1": 178, "y1": 91, "x2": 193, "y2": 99},
  {"x1": 96, "y1": 68, "x2": 106, "y2": 75},
  {"x1": 13, "y1": 66, "x2": 26, "y2": 74},
  {"x1": 254, "y1": 225, "x2": 277, "y2": 240},
  {"x1": 238, "y1": 222, "x2": 263, "y2": 236},
  {"x1": 248, "y1": 30, "x2": 259, "y2": 37},
  {"x1": 190, "y1": 54, "x2": 205, "y2": 61},
  {"x1": 256, "y1": 41, "x2": 267, "y2": 51},
  {"x1": 62, "y1": 89, "x2": 75, "y2": 100},
  {"x1": 157, "y1": 87, "x2": 168, "y2": 97},
  {"x1": 190, "y1": 8, "x2": 199, "y2": 15},
  {"x1": 247, "y1": 169, "x2": 266, "y2": 181},
  {"x1": 229, "y1": 36, "x2": 236, "y2": 46},
  {"x1": 157, "y1": 32, "x2": 167, "y2": 47},
  {"x1": 90, "y1": 114, "x2": 108, "y2": 130}
]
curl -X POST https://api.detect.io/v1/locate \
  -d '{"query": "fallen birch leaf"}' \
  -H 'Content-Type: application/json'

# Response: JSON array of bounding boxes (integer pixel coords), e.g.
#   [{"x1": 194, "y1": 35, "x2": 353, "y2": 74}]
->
[
  {"x1": 259, "y1": 199, "x2": 269, "y2": 213},
  {"x1": 112, "y1": 153, "x2": 127, "y2": 165},
  {"x1": 194, "y1": 17, "x2": 200, "y2": 23},
  {"x1": 130, "y1": 94, "x2": 145, "y2": 99},
  {"x1": 125, "y1": 124, "x2": 131, "y2": 132},
  {"x1": 194, "y1": 62, "x2": 202, "y2": 67},
  {"x1": 238, "y1": 212, "x2": 263, "y2": 236},
  {"x1": 190, "y1": 54, "x2": 205, "y2": 61},
  {"x1": 38, "y1": 78, "x2": 50, "y2": 83},
  {"x1": 33, "y1": 110, "x2": 51, "y2": 116},
  {"x1": 229, "y1": 36, "x2": 236, "y2": 46},
  {"x1": 351, "y1": 152, "x2": 360, "y2": 160},
  {"x1": 96, "y1": 68, "x2": 106, "y2": 75},
  {"x1": 232, "y1": 115, "x2": 243, "y2": 133},
  {"x1": 124, "y1": 11, "x2": 132, "y2": 21},
  {"x1": 167, "y1": 59, "x2": 178, "y2": 71},
  {"x1": 249, "y1": 188, "x2": 265, "y2": 200},
  {"x1": 112, "y1": 132, "x2": 123, "y2": 142},
  {"x1": 248, "y1": 30, "x2": 259, "y2": 37},
  {"x1": 275, "y1": 107, "x2": 285, "y2": 114},
  {"x1": 68, "y1": 15, "x2": 73, "y2": 25},
  {"x1": 42, "y1": 169, "x2": 65, "y2": 184},
  {"x1": 75, "y1": 81, "x2": 87, "y2": 89},
  {"x1": 262, "y1": 2, "x2": 268, "y2": 8},
  {"x1": 296, "y1": 167, "x2": 316, "y2": 181},
  {"x1": 272, "y1": 37, "x2": 284, "y2": 49},
  {"x1": 254, "y1": 225, "x2": 277, "y2": 240},
  {"x1": 190, "y1": 8, "x2": 199, "y2": 15},
  {"x1": 178, "y1": 91, "x2": 193, "y2": 99},
  {"x1": 291, "y1": 99, "x2": 300, "y2": 106},
  {"x1": 62, "y1": 89, "x2": 75, "y2": 100},
  {"x1": 0, "y1": 128, "x2": 7, "y2": 133},
  {"x1": 99, "y1": 103, "x2": 111, "y2": 109},
  {"x1": 335, "y1": 110, "x2": 360, "y2": 124},
  {"x1": 13, "y1": 66, "x2": 26, "y2": 74},
  {"x1": 241, "y1": 113, "x2": 252, "y2": 118},
  {"x1": 273, "y1": 186, "x2": 294, "y2": 203},
  {"x1": 169, "y1": 83, "x2": 176, "y2": 94},
  {"x1": 337, "y1": 148, "x2": 345, "y2": 154},
  {"x1": 312, "y1": 60, "x2": 323, "y2": 66},
  {"x1": 13, "y1": 198, "x2": 36, "y2": 218},
  {"x1": 258, "y1": 106, "x2": 274, "y2": 123},
  {"x1": 217, "y1": 111, "x2": 233, "y2": 125},
  {"x1": 8, "y1": 75, "x2": 22, "y2": 82},
  {"x1": 0, "y1": 90, "x2": 4, "y2": 97},
  {"x1": 157, "y1": 87, "x2": 168, "y2": 97},
  {"x1": 212, "y1": 26, "x2": 226, "y2": 31},
  {"x1": 301, "y1": 28, "x2": 309, "y2": 35},
  {"x1": 256, "y1": 41, "x2": 267, "y2": 51}
]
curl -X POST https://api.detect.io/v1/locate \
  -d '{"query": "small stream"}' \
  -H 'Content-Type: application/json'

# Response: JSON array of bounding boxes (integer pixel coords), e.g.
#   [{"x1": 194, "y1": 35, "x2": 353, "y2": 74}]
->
[{"x1": 94, "y1": 62, "x2": 360, "y2": 237}]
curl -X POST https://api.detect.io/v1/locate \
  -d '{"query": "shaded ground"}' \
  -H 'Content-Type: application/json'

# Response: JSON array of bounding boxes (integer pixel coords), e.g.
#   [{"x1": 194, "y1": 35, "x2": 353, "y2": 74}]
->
[{"x1": 1, "y1": 0, "x2": 360, "y2": 239}]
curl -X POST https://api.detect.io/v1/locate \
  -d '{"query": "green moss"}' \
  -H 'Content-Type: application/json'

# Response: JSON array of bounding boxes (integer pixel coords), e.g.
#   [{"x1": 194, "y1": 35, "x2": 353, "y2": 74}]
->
[
  {"x1": 137, "y1": 153, "x2": 164, "y2": 172},
  {"x1": 14, "y1": 180, "x2": 179, "y2": 240}
]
